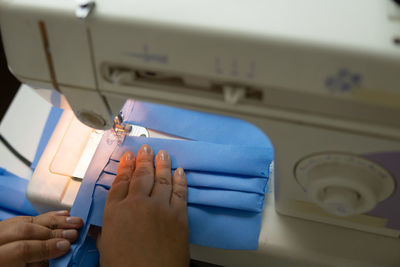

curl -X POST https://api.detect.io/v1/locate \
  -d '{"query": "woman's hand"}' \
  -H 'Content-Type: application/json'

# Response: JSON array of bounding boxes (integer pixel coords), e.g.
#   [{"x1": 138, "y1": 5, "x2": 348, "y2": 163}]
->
[
  {"x1": 0, "y1": 210, "x2": 83, "y2": 266},
  {"x1": 98, "y1": 145, "x2": 190, "y2": 267}
]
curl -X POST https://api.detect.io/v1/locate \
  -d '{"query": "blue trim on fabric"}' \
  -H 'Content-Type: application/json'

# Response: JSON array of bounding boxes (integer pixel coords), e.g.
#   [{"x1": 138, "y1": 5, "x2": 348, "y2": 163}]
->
[{"x1": 31, "y1": 107, "x2": 63, "y2": 169}]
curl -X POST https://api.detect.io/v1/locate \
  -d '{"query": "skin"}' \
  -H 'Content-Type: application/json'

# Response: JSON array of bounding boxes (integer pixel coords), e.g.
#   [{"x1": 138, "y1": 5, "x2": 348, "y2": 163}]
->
[
  {"x1": 98, "y1": 144, "x2": 190, "y2": 267},
  {"x1": 0, "y1": 210, "x2": 83, "y2": 267}
]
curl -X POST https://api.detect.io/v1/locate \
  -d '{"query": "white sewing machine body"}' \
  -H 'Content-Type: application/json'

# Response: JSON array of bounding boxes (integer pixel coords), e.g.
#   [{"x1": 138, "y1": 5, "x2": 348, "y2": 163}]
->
[{"x1": 1, "y1": 0, "x2": 400, "y2": 266}]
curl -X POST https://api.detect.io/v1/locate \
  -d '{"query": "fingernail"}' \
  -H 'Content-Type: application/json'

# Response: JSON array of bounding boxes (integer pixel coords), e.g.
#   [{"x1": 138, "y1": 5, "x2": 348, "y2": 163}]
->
[
  {"x1": 62, "y1": 229, "x2": 77, "y2": 239},
  {"x1": 177, "y1": 167, "x2": 184, "y2": 176},
  {"x1": 142, "y1": 145, "x2": 152, "y2": 155},
  {"x1": 55, "y1": 210, "x2": 69, "y2": 216},
  {"x1": 66, "y1": 217, "x2": 82, "y2": 224},
  {"x1": 125, "y1": 152, "x2": 133, "y2": 161},
  {"x1": 158, "y1": 150, "x2": 169, "y2": 161},
  {"x1": 56, "y1": 240, "x2": 70, "y2": 251}
]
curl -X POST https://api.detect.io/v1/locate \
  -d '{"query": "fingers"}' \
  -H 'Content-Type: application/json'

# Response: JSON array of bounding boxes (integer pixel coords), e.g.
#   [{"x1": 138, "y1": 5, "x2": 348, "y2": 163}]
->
[
  {"x1": 171, "y1": 168, "x2": 188, "y2": 209},
  {"x1": 1, "y1": 210, "x2": 66, "y2": 226},
  {"x1": 0, "y1": 222, "x2": 79, "y2": 246},
  {"x1": 1, "y1": 211, "x2": 82, "y2": 232},
  {"x1": 129, "y1": 144, "x2": 155, "y2": 197},
  {"x1": 0, "y1": 238, "x2": 71, "y2": 265},
  {"x1": 26, "y1": 211, "x2": 83, "y2": 230},
  {"x1": 111, "y1": 146, "x2": 187, "y2": 209},
  {"x1": 151, "y1": 150, "x2": 172, "y2": 203},
  {"x1": 0, "y1": 210, "x2": 80, "y2": 266},
  {"x1": 108, "y1": 151, "x2": 136, "y2": 202}
]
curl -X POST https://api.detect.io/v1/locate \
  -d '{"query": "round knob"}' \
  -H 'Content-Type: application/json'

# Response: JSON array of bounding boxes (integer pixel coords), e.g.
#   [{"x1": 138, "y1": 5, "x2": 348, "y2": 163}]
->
[
  {"x1": 296, "y1": 153, "x2": 395, "y2": 217},
  {"x1": 320, "y1": 187, "x2": 359, "y2": 216}
]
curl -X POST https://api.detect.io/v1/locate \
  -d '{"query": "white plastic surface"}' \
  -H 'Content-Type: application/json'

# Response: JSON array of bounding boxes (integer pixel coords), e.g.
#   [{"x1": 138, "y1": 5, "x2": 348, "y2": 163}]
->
[
  {"x1": 26, "y1": 110, "x2": 87, "y2": 213},
  {"x1": 0, "y1": 85, "x2": 52, "y2": 179}
]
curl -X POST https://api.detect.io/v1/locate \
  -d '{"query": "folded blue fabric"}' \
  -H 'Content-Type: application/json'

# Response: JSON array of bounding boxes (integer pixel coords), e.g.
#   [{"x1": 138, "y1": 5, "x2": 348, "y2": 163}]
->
[
  {"x1": 52, "y1": 100, "x2": 273, "y2": 267},
  {"x1": 99, "y1": 171, "x2": 268, "y2": 194},
  {"x1": 98, "y1": 160, "x2": 266, "y2": 212},
  {"x1": 87, "y1": 186, "x2": 264, "y2": 250},
  {"x1": 112, "y1": 137, "x2": 272, "y2": 177}
]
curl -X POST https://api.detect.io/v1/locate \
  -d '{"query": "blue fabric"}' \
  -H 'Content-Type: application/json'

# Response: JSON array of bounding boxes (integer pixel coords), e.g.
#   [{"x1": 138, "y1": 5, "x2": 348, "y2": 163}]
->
[
  {"x1": 86, "y1": 187, "x2": 264, "y2": 250},
  {"x1": 0, "y1": 208, "x2": 24, "y2": 221},
  {"x1": 31, "y1": 106, "x2": 63, "y2": 169},
  {"x1": 188, "y1": 205, "x2": 262, "y2": 249},
  {"x1": 0, "y1": 168, "x2": 38, "y2": 220},
  {"x1": 99, "y1": 171, "x2": 268, "y2": 194},
  {"x1": 73, "y1": 233, "x2": 100, "y2": 266},
  {"x1": 52, "y1": 100, "x2": 273, "y2": 267},
  {"x1": 97, "y1": 160, "x2": 267, "y2": 213},
  {"x1": 124, "y1": 101, "x2": 272, "y2": 147},
  {"x1": 112, "y1": 137, "x2": 272, "y2": 177}
]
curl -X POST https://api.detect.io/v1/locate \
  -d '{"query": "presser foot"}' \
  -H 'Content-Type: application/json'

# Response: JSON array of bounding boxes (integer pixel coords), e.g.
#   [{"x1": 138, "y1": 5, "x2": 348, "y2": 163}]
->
[{"x1": 111, "y1": 112, "x2": 149, "y2": 144}]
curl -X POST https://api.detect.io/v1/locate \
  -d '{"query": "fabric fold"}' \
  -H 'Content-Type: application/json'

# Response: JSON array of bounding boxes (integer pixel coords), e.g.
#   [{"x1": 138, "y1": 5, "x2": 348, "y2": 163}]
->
[
  {"x1": 98, "y1": 171, "x2": 268, "y2": 194},
  {"x1": 88, "y1": 187, "x2": 264, "y2": 250},
  {"x1": 96, "y1": 175, "x2": 264, "y2": 213},
  {"x1": 112, "y1": 137, "x2": 272, "y2": 177}
]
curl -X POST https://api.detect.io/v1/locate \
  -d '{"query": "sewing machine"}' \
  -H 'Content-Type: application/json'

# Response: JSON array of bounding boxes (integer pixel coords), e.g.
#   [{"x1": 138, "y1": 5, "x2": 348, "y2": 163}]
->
[{"x1": 1, "y1": 0, "x2": 400, "y2": 266}]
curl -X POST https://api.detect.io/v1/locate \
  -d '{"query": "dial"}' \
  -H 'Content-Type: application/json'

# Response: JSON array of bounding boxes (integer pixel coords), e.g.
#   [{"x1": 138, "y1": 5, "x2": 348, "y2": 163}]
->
[{"x1": 295, "y1": 153, "x2": 395, "y2": 216}]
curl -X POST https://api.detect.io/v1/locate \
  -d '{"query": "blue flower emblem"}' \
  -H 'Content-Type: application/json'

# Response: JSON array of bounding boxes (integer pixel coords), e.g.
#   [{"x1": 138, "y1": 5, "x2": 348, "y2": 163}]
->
[{"x1": 325, "y1": 69, "x2": 362, "y2": 93}]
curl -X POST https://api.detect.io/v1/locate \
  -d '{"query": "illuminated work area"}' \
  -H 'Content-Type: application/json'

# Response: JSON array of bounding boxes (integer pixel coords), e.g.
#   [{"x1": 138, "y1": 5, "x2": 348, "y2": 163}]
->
[{"x1": 0, "y1": 0, "x2": 400, "y2": 266}]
